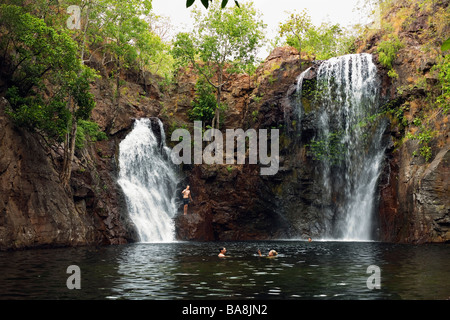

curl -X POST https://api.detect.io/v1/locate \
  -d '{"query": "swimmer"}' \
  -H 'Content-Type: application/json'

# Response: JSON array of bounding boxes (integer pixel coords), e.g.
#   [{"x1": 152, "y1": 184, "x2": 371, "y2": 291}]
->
[
  {"x1": 257, "y1": 249, "x2": 278, "y2": 257},
  {"x1": 218, "y1": 247, "x2": 226, "y2": 258}
]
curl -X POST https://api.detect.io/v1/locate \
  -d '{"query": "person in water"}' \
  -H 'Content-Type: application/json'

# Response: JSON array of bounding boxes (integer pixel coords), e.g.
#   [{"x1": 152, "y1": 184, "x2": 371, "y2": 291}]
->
[
  {"x1": 182, "y1": 185, "x2": 193, "y2": 215},
  {"x1": 257, "y1": 249, "x2": 278, "y2": 257},
  {"x1": 218, "y1": 247, "x2": 227, "y2": 257}
]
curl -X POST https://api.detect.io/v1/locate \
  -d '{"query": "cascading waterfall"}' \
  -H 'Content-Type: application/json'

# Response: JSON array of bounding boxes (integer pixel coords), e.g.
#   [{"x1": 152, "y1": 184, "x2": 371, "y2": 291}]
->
[
  {"x1": 297, "y1": 53, "x2": 387, "y2": 241},
  {"x1": 290, "y1": 67, "x2": 312, "y2": 131},
  {"x1": 117, "y1": 118, "x2": 178, "y2": 243}
]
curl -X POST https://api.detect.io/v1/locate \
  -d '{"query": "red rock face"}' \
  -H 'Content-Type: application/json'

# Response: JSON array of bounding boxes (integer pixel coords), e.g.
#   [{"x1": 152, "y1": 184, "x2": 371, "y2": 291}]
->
[
  {"x1": 0, "y1": 98, "x2": 136, "y2": 250},
  {"x1": 1, "y1": 29, "x2": 449, "y2": 249},
  {"x1": 174, "y1": 163, "x2": 291, "y2": 241},
  {"x1": 172, "y1": 47, "x2": 308, "y2": 241},
  {"x1": 359, "y1": 0, "x2": 450, "y2": 243},
  {"x1": 379, "y1": 140, "x2": 450, "y2": 243}
]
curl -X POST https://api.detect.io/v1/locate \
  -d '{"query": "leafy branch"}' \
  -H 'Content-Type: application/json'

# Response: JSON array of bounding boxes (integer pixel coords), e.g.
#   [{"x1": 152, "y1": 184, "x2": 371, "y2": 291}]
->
[{"x1": 186, "y1": 0, "x2": 240, "y2": 9}]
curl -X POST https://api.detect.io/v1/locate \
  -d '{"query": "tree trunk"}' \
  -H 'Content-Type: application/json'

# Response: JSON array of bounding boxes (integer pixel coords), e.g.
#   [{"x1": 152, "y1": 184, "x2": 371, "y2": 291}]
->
[
  {"x1": 108, "y1": 58, "x2": 121, "y2": 134},
  {"x1": 213, "y1": 85, "x2": 222, "y2": 129},
  {"x1": 297, "y1": 37, "x2": 302, "y2": 69},
  {"x1": 59, "y1": 5, "x2": 89, "y2": 190},
  {"x1": 212, "y1": 72, "x2": 223, "y2": 129},
  {"x1": 60, "y1": 99, "x2": 78, "y2": 189}
]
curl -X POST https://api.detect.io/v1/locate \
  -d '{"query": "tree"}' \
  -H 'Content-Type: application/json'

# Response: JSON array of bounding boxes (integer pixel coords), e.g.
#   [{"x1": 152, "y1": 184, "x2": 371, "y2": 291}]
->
[
  {"x1": 278, "y1": 9, "x2": 312, "y2": 60},
  {"x1": 278, "y1": 10, "x2": 356, "y2": 61},
  {"x1": 145, "y1": 13, "x2": 176, "y2": 77},
  {"x1": 186, "y1": 0, "x2": 240, "y2": 9},
  {"x1": 188, "y1": 78, "x2": 216, "y2": 125},
  {"x1": 172, "y1": 1, "x2": 266, "y2": 129},
  {"x1": 0, "y1": 4, "x2": 98, "y2": 188},
  {"x1": 87, "y1": 0, "x2": 153, "y2": 132},
  {"x1": 301, "y1": 23, "x2": 356, "y2": 60}
]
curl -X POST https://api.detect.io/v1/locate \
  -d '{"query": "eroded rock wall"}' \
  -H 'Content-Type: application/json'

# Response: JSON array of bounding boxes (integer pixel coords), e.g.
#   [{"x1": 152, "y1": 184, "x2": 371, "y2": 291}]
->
[{"x1": 0, "y1": 96, "x2": 136, "y2": 250}]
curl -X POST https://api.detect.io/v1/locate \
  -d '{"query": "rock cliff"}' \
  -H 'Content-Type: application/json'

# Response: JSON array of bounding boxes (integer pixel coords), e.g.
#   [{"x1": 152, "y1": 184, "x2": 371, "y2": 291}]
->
[
  {"x1": 0, "y1": 95, "x2": 137, "y2": 250},
  {"x1": 359, "y1": 0, "x2": 449, "y2": 243},
  {"x1": 172, "y1": 47, "x2": 321, "y2": 241},
  {"x1": 0, "y1": 0, "x2": 448, "y2": 249}
]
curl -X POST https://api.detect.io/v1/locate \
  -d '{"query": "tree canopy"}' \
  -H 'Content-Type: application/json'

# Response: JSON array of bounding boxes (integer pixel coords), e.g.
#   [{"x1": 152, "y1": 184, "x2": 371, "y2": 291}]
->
[
  {"x1": 172, "y1": 1, "x2": 266, "y2": 128},
  {"x1": 186, "y1": 0, "x2": 240, "y2": 9},
  {"x1": 278, "y1": 9, "x2": 356, "y2": 60},
  {"x1": 0, "y1": 4, "x2": 96, "y2": 139}
]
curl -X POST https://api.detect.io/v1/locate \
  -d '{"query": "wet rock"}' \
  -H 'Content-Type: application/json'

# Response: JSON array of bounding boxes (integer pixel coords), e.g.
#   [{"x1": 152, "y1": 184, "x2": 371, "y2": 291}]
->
[
  {"x1": 0, "y1": 95, "x2": 138, "y2": 250},
  {"x1": 379, "y1": 138, "x2": 450, "y2": 243},
  {"x1": 0, "y1": 99, "x2": 95, "y2": 250}
]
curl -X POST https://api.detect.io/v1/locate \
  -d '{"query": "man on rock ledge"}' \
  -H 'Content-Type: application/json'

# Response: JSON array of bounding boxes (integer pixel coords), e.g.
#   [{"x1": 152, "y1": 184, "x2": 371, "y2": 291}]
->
[{"x1": 182, "y1": 185, "x2": 193, "y2": 215}]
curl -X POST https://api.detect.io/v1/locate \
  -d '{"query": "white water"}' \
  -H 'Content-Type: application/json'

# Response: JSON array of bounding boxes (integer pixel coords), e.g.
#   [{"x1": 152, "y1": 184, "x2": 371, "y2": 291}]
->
[
  {"x1": 297, "y1": 54, "x2": 387, "y2": 241},
  {"x1": 292, "y1": 67, "x2": 312, "y2": 125},
  {"x1": 117, "y1": 118, "x2": 178, "y2": 243}
]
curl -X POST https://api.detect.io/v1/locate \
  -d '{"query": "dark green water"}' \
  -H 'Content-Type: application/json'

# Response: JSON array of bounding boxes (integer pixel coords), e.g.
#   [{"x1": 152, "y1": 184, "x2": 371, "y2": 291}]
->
[{"x1": 0, "y1": 241, "x2": 448, "y2": 300}]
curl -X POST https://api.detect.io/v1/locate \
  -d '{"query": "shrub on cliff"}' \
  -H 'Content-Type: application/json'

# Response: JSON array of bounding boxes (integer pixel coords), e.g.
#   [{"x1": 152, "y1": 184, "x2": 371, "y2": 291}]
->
[
  {"x1": 172, "y1": 1, "x2": 266, "y2": 129},
  {"x1": 0, "y1": 4, "x2": 98, "y2": 186}
]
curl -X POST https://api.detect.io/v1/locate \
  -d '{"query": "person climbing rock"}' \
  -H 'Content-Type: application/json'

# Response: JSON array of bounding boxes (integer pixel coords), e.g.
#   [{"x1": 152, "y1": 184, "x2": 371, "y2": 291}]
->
[{"x1": 182, "y1": 185, "x2": 193, "y2": 215}]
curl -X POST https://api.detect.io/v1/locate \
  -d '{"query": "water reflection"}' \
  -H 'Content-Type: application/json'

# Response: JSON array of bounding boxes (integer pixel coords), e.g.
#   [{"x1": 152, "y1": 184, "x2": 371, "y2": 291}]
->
[{"x1": 0, "y1": 241, "x2": 448, "y2": 300}]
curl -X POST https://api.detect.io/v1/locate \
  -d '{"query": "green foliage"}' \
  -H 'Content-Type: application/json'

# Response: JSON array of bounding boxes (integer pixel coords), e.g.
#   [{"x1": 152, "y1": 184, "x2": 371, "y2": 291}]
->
[
  {"x1": 5, "y1": 86, "x2": 71, "y2": 141},
  {"x1": 395, "y1": 54, "x2": 449, "y2": 162},
  {"x1": 387, "y1": 50, "x2": 449, "y2": 162},
  {"x1": 75, "y1": 120, "x2": 107, "y2": 149},
  {"x1": 341, "y1": 0, "x2": 447, "y2": 164},
  {"x1": 377, "y1": 36, "x2": 404, "y2": 70},
  {"x1": 251, "y1": 110, "x2": 259, "y2": 122},
  {"x1": 442, "y1": 37, "x2": 450, "y2": 52},
  {"x1": 69, "y1": 65, "x2": 99, "y2": 120},
  {"x1": 191, "y1": 0, "x2": 266, "y2": 73},
  {"x1": 278, "y1": 9, "x2": 312, "y2": 53},
  {"x1": 44, "y1": 0, "x2": 170, "y2": 80},
  {"x1": 172, "y1": 1, "x2": 266, "y2": 128},
  {"x1": 307, "y1": 110, "x2": 385, "y2": 164},
  {"x1": 172, "y1": 32, "x2": 196, "y2": 69},
  {"x1": 406, "y1": 126, "x2": 435, "y2": 162},
  {"x1": 307, "y1": 131, "x2": 346, "y2": 164},
  {"x1": 92, "y1": 0, "x2": 155, "y2": 68},
  {"x1": 1, "y1": 0, "x2": 70, "y2": 29},
  {"x1": 186, "y1": 0, "x2": 240, "y2": 9},
  {"x1": 385, "y1": 99, "x2": 409, "y2": 128},
  {"x1": 189, "y1": 79, "x2": 216, "y2": 124},
  {"x1": 0, "y1": 4, "x2": 97, "y2": 142},
  {"x1": 387, "y1": 68, "x2": 399, "y2": 79},
  {"x1": 0, "y1": 4, "x2": 78, "y2": 96},
  {"x1": 278, "y1": 10, "x2": 356, "y2": 60},
  {"x1": 434, "y1": 54, "x2": 450, "y2": 114}
]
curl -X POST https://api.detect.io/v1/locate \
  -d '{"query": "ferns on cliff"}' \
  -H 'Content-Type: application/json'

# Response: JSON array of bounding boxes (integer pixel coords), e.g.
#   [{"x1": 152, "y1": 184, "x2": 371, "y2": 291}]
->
[
  {"x1": 435, "y1": 54, "x2": 450, "y2": 114},
  {"x1": 377, "y1": 35, "x2": 404, "y2": 71}
]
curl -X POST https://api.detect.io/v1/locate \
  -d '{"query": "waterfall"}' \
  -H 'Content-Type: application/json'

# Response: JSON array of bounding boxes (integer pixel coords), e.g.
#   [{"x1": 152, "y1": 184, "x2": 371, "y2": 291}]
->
[
  {"x1": 297, "y1": 53, "x2": 387, "y2": 241},
  {"x1": 117, "y1": 118, "x2": 178, "y2": 243},
  {"x1": 292, "y1": 67, "x2": 312, "y2": 126}
]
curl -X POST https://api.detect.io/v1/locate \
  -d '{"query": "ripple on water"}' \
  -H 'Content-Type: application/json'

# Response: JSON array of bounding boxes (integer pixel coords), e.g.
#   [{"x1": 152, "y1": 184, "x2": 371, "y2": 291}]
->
[{"x1": 0, "y1": 241, "x2": 448, "y2": 299}]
